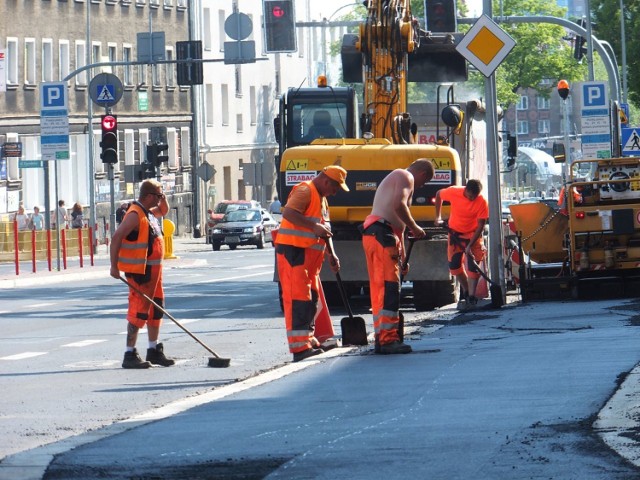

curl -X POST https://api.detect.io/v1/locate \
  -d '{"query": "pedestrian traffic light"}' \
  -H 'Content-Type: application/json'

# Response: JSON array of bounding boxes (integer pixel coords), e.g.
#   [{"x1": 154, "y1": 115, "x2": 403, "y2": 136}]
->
[
  {"x1": 147, "y1": 142, "x2": 169, "y2": 169},
  {"x1": 100, "y1": 114, "x2": 118, "y2": 164},
  {"x1": 426, "y1": 0, "x2": 457, "y2": 33},
  {"x1": 142, "y1": 160, "x2": 156, "y2": 180},
  {"x1": 263, "y1": 0, "x2": 297, "y2": 53}
]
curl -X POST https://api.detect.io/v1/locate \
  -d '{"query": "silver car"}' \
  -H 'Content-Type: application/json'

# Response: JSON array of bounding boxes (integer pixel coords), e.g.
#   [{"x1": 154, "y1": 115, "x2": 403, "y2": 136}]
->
[{"x1": 209, "y1": 208, "x2": 279, "y2": 251}]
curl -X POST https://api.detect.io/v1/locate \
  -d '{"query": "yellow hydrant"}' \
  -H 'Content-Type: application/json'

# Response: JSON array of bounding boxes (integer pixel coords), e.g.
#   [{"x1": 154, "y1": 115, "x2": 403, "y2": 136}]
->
[{"x1": 163, "y1": 218, "x2": 178, "y2": 260}]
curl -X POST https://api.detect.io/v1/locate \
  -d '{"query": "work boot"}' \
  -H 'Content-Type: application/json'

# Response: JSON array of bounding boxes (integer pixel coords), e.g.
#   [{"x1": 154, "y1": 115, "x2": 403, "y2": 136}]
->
[
  {"x1": 146, "y1": 343, "x2": 175, "y2": 367},
  {"x1": 457, "y1": 292, "x2": 469, "y2": 310},
  {"x1": 467, "y1": 296, "x2": 478, "y2": 307},
  {"x1": 122, "y1": 348, "x2": 151, "y2": 369},
  {"x1": 378, "y1": 341, "x2": 412, "y2": 355},
  {"x1": 293, "y1": 348, "x2": 322, "y2": 362}
]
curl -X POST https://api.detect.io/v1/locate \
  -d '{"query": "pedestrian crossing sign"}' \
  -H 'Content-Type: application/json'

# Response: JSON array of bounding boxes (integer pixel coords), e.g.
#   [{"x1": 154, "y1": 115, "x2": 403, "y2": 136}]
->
[
  {"x1": 96, "y1": 84, "x2": 115, "y2": 103},
  {"x1": 622, "y1": 127, "x2": 640, "y2": 156}
]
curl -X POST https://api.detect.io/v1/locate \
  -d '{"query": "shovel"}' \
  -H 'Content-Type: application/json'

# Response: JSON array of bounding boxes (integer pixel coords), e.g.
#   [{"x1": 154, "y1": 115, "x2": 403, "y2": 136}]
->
[
  {"x1": 325, "y1": 240, "x2": 368, "y2": 346},
  {"x1": 468, "y1": 258, "x2": 505, "y2": 308}
]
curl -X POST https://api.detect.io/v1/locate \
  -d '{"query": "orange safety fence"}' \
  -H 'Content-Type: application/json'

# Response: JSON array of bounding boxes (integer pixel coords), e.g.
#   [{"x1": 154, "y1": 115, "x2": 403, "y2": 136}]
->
[{"x1": 0, "y1": 220, "x2": 98, "y2": 275}]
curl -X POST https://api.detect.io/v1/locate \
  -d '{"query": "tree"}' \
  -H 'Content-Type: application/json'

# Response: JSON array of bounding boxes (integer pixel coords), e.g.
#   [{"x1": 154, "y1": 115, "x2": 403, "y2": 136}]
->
[
  {"x1": 591, "y1": 0, "x2": 640, "y2": 106},
  {"x1": 483, "y1": 0, "x2": 586, "y2": 110}
]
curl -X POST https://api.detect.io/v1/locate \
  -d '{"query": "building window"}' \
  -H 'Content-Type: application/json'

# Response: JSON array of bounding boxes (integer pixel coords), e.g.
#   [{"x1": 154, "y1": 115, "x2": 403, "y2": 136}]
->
[
  {"x1": 235, "y1": 65, "x2": 242, "y2": 97},
  {"x1": 218, "y1": 10, "x2": 226, "y2": 52},
  {"x1": 152, "y1": 62, "x2": 160, "y2": 88},
  {"x1": 165, "y1": 47, "x2": 175, "y2": 88},
  {"x1": 42, "y1": 39, "x2": 53, "y2": 82},
  {"x1": 59, "y1": 40, "x2": 70, "y2": 81},
  {"x1": 150, "y1": 0, "x2": 160, "y2": 8},
  {"x1": 138, "y1": 64, "x2": 147, "y2": 88},
  {"x1": 92, "y1": 42, "x2": 101, "y2": 78},
  {"x1": 237, "y1": 114, "x2": 243, "y2": 133},
  {"x1": 164, "y1": 0, "x2": 173, "y2": 8},
  {"x1": 537, "y1": 96, "x2": 550, "y2": 110},
  {"x1": 205, "y1": 84, "x2": 214, "y2": 127},
  {"x1": 123, "y1": 45, "x2": 133, "y2": 86},
  {"x1": 25, "y1": 38, "x2": 36, "y2": 86},
  {"x1": 249, "y1": 86, "x2": 257, "y2": 125},
  {"x1": 517, "y1": 121, "x2": 529, "y2": 135},
  {"x1": 262, "y1": 85, "x2": 271, "y2": 124},
  {"x1": 124, "y1": 129, "x2": 135, "y2": 167},
  {"x1": 6, "y1": 38, "x2": 19, "y2": 86},
  {"x1": 167, "y1": 128, "x2": 177, "y2": 169},
  {"x1": 538, "y1": 119, "x2": 550, "y2": 134},
  {"x1": 176, "y1": 0, "x2": 187, "y2": 9},
  {"x1": 203, "y1": 8, "x2": 212, "y2": 51},
  {"x1": 136, "y1": 0, "x2": 146, "y2": 7},
  {"x1": 221, "y1": 84, "x2": 229, "y2": 126},
  {"x1": 516, "y1": 95, "x2": 529, "y2": 110},
  {"x1": 75, "y1": 40, "x2": 87, "y2": 86}
]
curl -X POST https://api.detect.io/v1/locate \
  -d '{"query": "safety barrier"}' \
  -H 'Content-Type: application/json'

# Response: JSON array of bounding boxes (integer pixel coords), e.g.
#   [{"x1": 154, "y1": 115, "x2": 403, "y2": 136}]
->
[{"x1": 0, "y1": 220, "x2": 95, "y2": 275}]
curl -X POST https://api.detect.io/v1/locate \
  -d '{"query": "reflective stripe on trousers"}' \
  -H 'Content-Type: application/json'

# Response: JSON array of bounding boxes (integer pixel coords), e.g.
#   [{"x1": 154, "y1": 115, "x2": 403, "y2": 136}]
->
[
  {"x1": 363, "y1": 231, "x2": 401, "y2": 345},
  {"x1": 277, "y1": 244, "x2": 324, "y2": 354}
]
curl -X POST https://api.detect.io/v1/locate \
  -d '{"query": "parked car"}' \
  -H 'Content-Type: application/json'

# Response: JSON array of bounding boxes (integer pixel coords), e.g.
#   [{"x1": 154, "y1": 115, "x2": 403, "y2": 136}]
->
[
  {"x1": 518, "y1": 197, "x2": 559, "y2": 211},
  {"x1": 207, "y1": 200, "x2": 261, "y2": 240},
  {"x1": 209, "y1": 208, "x2": 278, "y2": 251}
]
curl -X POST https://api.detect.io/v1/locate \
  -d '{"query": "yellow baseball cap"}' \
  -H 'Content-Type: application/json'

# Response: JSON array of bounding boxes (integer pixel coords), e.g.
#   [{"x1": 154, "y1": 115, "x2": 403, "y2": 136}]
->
[{"x1": 322, "y1": 165, "x2": 349, "y2": 191}]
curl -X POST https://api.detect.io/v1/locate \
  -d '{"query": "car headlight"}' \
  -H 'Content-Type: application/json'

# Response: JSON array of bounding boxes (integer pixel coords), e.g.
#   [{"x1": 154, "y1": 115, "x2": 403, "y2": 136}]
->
[
  {"x1": 243, "y1": 227, "x2": 256, "y2": 233},
  {"x1": 212, "y1": 228, "x2": 222, "y2": 234}
]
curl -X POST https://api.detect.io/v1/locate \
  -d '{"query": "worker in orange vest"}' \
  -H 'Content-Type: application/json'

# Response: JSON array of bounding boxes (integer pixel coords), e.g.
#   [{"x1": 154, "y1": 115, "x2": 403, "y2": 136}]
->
[{"x1": 275, "y1": 166, "x2": 348, "y2": 362}]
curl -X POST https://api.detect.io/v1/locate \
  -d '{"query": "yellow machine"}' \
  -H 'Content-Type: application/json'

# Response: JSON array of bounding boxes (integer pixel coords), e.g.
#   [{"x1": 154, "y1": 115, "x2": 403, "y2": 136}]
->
[
  {"x1": 276, "y1": 0, "x2": 477, "y2": 309},
  {"x1": 507, "y1": 156, "x2": 640, "y2": 299}
]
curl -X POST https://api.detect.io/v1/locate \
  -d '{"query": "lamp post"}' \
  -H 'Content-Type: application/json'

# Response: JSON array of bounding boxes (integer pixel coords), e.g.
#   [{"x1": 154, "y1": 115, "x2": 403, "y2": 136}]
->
[{"x1": 322, "y1": 2, "x2": 360, "y2": 81}]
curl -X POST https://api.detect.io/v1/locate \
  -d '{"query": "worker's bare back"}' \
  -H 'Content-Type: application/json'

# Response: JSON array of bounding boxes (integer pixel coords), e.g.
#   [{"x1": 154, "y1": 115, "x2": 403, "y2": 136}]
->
[{"x1": 370, "y1": 168, "x2": 414, "y2": 231}]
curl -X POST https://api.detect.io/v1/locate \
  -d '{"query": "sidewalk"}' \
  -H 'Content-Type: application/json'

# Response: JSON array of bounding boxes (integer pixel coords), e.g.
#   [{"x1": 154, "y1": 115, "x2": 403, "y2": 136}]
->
[{"x1": 0, "y1": 237, "x2": 210, "y2": 289}]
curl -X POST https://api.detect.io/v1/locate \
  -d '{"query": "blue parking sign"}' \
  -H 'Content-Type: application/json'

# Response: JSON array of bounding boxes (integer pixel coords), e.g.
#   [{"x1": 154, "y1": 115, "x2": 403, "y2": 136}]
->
[
  {"x1": 41, "y1": 82, "x2": 68, "y2": 110},
  {"x1": 582, "y1": 82, "x2": 607, "y2": 108}
]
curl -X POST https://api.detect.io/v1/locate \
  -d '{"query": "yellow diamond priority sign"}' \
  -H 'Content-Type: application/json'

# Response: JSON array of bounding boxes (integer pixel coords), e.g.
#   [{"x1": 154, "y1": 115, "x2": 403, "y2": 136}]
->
[{"x1": 456, "y1": 15, "x2": 516, "y2": 78}]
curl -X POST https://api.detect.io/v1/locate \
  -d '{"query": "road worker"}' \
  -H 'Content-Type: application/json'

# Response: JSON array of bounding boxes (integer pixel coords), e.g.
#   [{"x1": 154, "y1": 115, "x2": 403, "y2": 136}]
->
[
  {"x1": 435, "y1": 179, "x2": 489, "y2": 309},
  {"x1": 110, "y1": 179, "x2": 174, "y2": 369},
  {"x1": 361, "y1": 159, "x2": 434, "y2": 354},
  {"x1": 275, "y1": 166, "x2": 346, "y2": 362}
]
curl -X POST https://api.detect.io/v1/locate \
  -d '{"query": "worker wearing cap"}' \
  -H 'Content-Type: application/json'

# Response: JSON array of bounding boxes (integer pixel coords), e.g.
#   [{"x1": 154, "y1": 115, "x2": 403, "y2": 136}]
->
[
  {"x1": 362, "y1": 159, "x2": 434, "y2": 354},
  {"x1": 435, "y1": 179, "x2": 489, "y2": 309},
  {"x1": 276, "y1": 165, "x2": 348, "y2": 362}
]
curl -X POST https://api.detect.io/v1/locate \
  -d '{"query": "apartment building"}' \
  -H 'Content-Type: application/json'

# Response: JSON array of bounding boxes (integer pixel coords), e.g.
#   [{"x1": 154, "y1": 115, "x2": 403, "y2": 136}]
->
[{"x1": 0, "y1": 0, "x2": 195, "y2": 235}]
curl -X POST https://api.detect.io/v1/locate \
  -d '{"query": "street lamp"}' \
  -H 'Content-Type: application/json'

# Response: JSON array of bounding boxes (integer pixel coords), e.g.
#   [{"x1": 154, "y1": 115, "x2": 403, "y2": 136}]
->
[{"x1": 322, "y1": 1, "x2": 360, "y2": 81}]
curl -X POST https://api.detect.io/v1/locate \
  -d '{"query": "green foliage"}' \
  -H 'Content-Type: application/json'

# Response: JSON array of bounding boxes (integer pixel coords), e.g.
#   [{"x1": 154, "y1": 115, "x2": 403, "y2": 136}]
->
[
  {"x1": 481, "y1": 0, "x2": 587, "y2": 109},
  {"x1": 591, "y1": 0, "x2": 640, "y2": 109}
]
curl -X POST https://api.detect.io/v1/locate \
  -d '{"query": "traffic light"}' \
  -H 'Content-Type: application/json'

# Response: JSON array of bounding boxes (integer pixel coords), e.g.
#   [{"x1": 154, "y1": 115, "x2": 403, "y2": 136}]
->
[
  {"x1": 573, "y1": 19, "x2": 587, "y2": 61},
  {"x1": 506, "y1": 133, "x2": 517, "y2": 168},
  {"x1": 557, "y1": 79, "x2": 570, "y2": 100},
  {"x1": 100, "y1": 114, "x2": 118, "y2": 164},
  {"x1": 263, "y1": 0, "x2": 296, "y2": 53},
  {"x1": 141, "y1": 160, "x2": 156, "y2": 180},
  {"x1": 176, "y1": 40, "x2": 203, "y2": 86},
  {"x1": 426, "y1": 0, "x2": 457, "y2": 33},
  {"x1": 147, "y1": 143, "x2": 169, "y2": 168}
]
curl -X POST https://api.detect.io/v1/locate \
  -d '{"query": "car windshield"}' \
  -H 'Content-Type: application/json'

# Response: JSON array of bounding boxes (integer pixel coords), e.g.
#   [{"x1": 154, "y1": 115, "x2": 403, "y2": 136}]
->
[
  {"x1": 224, "y1": 210, "x2": 261, "y2": 222},
  {"x1": 214, "y1": 203, "x2": 229, "y2": 214}
]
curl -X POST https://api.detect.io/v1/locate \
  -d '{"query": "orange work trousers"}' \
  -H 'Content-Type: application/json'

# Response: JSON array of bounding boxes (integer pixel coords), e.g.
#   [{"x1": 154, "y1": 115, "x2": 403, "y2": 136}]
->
[
  {"x1": 125, "y1": 238, "x2": 165, "y2": 329},
  {"x1": 276, "y1": 244, "x2": 324, "y2": 354},
  {"x1": 362, "y1": 222, "x2": 402, "y2": 345}
]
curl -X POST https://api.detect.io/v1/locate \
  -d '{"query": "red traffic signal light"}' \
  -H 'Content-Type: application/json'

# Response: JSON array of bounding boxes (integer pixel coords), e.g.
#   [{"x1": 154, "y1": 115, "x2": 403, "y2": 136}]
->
[
  {"x1": 263, "y1": 0, "x2": 296, "y2": 53},
  {"x1": 427, "y1": 0, "x2": 457, "y2": 33},
  {"x1": 100, "y1": 115, "x2": 118, "y2": 164}
]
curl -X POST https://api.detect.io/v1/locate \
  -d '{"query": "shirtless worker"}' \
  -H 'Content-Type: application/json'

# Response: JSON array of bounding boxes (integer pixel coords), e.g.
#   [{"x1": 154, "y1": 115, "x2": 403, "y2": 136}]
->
[{"x1": 361, "y1": 159, "x2": 435, "y2": 354}]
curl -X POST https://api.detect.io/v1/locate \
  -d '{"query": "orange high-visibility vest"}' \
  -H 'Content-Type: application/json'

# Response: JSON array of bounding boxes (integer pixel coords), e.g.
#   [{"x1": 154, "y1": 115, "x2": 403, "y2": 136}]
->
[
  {"x1": 117, "y1": 202, "x2": 151, "y2": 274},
  {"x1": 275, "y1": 181, "x2": 328, "y2": 251}
]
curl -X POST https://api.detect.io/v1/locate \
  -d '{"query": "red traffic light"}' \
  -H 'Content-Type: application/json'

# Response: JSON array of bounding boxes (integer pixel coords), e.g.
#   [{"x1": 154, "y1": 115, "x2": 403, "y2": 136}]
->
[
  {"x1": 101, "y1": 115, "x2": 117, "y2": 131},
  {"x1": 272, "y1": 5, "x2": 285, "y2": 17}
]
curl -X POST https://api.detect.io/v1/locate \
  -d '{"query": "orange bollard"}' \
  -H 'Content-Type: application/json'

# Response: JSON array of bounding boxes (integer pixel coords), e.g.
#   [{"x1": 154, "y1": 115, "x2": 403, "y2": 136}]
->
[{"x1": 314, "y1": 281, "x2": 336, "y2": 343}]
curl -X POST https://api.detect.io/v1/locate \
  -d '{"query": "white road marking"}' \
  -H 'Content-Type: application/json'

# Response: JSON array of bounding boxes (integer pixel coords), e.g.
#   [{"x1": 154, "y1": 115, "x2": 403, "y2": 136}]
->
[
  {"x1": 1, "y1": 352, "x2": 48, "y2": 360},
  {"x1": 61, "y1": 339, "x2": 108, "y2": 348},
  {"x1": 234, "y1": 264, "x2": 273, "y2": 270},
  {"x1": 26, "y1": 303, "x2": 55, "y2": 309}
]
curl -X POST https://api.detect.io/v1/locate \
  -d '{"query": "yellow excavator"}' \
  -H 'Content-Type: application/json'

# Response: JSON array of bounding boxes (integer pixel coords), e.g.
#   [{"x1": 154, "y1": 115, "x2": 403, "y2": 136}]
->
[{"x1": 275, "y1": 0, "x2": 483, "y2": 310}]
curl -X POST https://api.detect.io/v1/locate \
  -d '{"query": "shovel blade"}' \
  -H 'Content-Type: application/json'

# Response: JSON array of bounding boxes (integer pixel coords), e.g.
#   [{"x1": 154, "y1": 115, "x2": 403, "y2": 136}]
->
[{"x1": 341, "y1": 316, "x2": 368, "y2": 346}]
